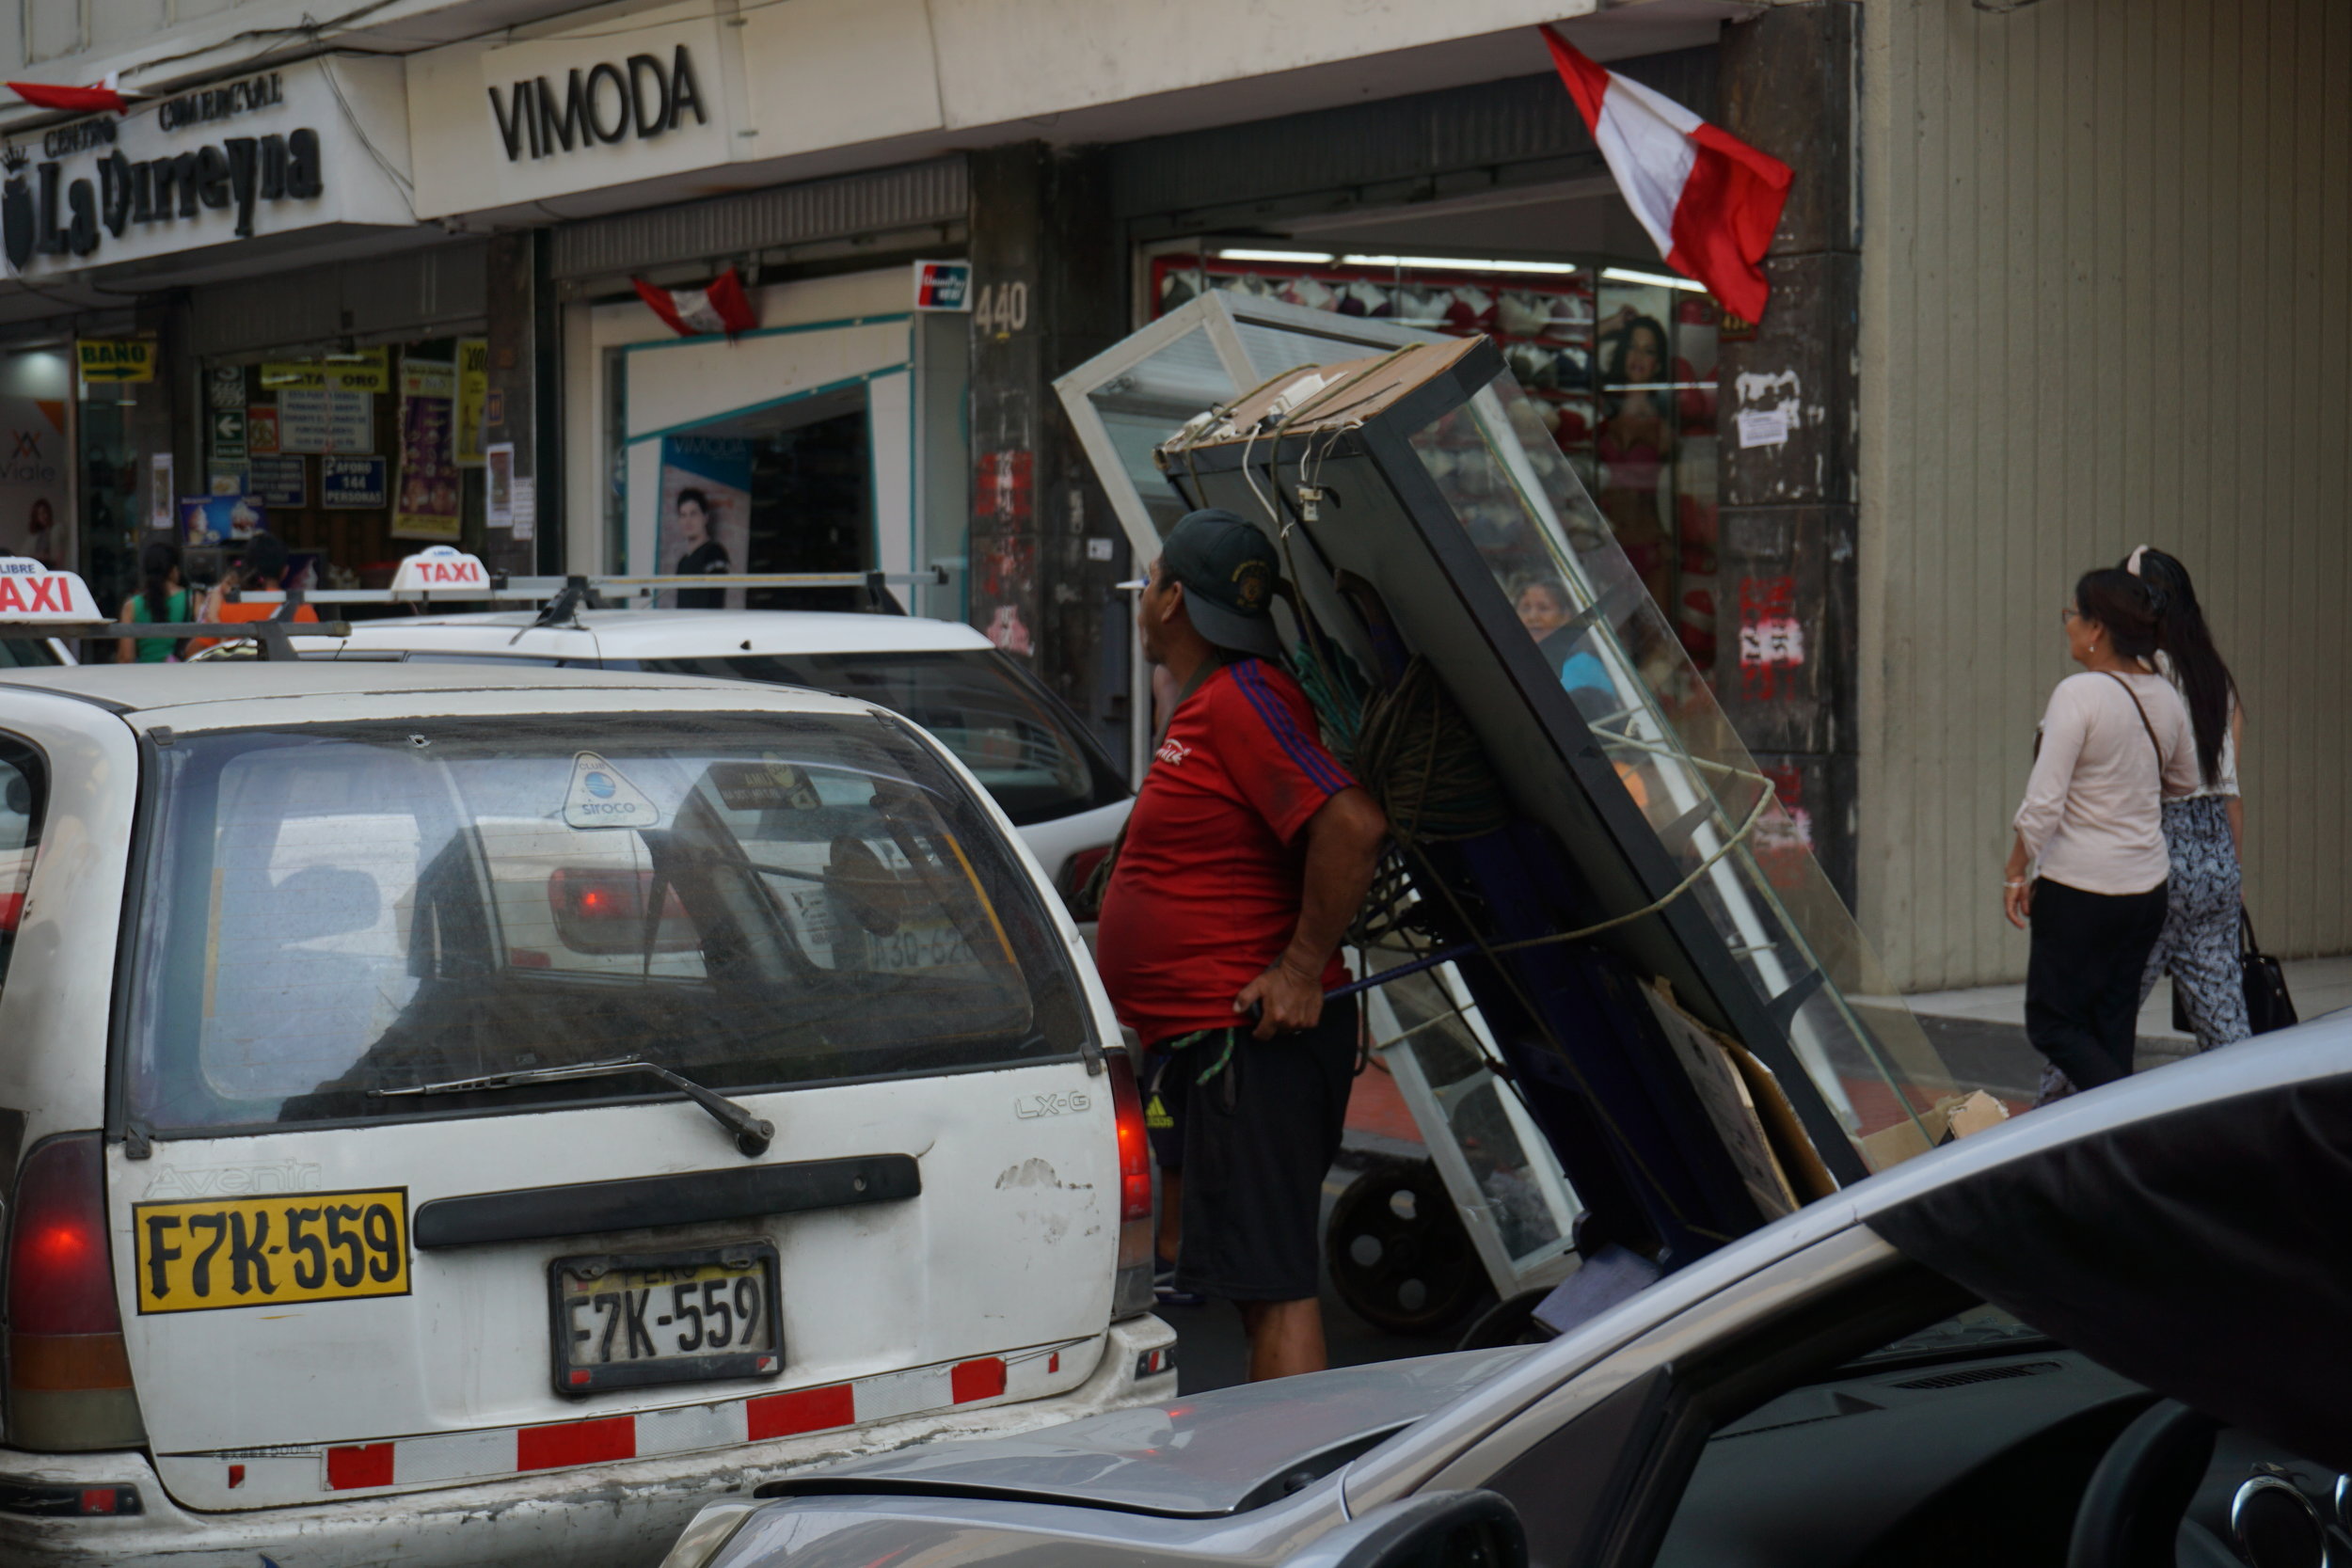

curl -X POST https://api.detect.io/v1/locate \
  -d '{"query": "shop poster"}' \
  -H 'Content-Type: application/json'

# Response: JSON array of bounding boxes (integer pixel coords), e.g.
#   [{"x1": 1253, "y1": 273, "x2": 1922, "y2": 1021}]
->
[
  {"x1": 0, "y1": 391, "x2": 68, "y2": 565},
  {"x1": 260, "y1": 349, "x2": 389, "y2": 394},
  {"x1": 148, "y1": 453, "x2": 174, "y2": 531},
  {"x1": 181, "y1": 494, "x2": 263, "y2": 546},
  {"x1": 457, "y1": 339, "x2": 489, "y2": 467},
  {"x1": 485, "y1": 442, "x2": 515, "y2": 526},
  {"x1": 248, "y1": 456, "x2": 307, "y2": 509},
  {"x1": 279, "y1": 389, "x2": 373, "y2": 453},
  {"x1": 322, "y1": 456, "x2": 387, "y2": 509},
  {"x1": 655, "y1": 436, "x2": 751, "y2": 610},
  {"x1": 392, "y1": 356, "x2": 460, "y2": 542}
]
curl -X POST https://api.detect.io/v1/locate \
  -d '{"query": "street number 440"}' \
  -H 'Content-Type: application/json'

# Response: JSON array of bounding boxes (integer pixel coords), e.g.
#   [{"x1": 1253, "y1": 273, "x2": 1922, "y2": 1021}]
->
[{"x1": 973, "y1": 281, "x2": 1029, "y2": 336}]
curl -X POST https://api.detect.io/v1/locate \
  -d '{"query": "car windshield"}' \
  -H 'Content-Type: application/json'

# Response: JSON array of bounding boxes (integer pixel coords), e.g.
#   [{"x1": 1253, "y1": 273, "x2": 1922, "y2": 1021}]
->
[
  {"x1": 122, "y1": 711, "x2": 1090, "y2": 1134},
  {"x1": 630, "y1": 650, "x2": 1126, "y2": 826}
]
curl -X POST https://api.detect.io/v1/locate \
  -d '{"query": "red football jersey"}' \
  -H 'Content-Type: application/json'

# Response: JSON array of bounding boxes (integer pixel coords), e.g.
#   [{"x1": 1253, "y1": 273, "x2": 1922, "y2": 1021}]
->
[{"x1": 1096, "y1": 658, "x2": 1355, "y2": 1046}]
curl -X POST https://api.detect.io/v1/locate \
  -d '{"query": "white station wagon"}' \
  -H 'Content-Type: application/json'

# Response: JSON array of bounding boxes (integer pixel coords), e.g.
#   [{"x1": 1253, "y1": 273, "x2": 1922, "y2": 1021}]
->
[{"x1": 0, "y1": 636, "x2": 1168, "y2": 1567}]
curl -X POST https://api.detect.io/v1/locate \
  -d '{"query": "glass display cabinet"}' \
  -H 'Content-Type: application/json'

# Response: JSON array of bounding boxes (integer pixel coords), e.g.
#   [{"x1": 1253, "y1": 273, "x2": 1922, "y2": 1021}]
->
[{"x1": 1057, "y1": 294, "x2": 1968, "y2": 1289}]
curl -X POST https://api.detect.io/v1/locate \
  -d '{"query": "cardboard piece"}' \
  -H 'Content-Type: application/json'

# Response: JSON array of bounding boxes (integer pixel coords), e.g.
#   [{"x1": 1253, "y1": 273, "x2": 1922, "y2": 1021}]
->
[
  {"x1": 1643, "y1": 983, "x2": 1799, "y2": 1220},
  {"x1": 1856, "y1": 1090, "x2": 2010, "y2": 1171},
  {"x1": 1719, "y1": 1037, "x2": 1840, "y2": 1204}
]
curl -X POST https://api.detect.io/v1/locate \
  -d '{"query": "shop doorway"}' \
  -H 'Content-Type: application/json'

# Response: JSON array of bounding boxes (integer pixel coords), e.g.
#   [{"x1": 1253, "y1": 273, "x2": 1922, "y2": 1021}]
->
[
  {"x1": 644, "y1": 389, "x2": 874, "y2": 610},
  {"x1": 614, "y1": 311, "x2": 914, "y2": 609}
]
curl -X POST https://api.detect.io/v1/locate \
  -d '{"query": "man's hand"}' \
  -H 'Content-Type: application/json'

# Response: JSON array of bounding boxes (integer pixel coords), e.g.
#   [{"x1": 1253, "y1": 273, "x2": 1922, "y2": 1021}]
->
[{"x1": 1235, "y1": 957, "x2": 1323, "y2": 1041}]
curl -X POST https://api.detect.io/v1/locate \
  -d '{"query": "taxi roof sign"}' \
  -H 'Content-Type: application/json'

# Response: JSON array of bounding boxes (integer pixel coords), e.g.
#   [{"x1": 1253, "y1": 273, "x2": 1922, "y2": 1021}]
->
[
  {"x1": 0, "y1": 560, "x2": 103, "y2": 625},
  {"x1": 389, "y1": 546, "x2": 493, "y2": 595}
]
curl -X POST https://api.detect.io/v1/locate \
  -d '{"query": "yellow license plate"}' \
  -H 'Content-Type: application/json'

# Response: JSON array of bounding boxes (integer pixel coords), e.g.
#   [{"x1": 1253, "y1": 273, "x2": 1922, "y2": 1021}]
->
[{"x1": 133, "y1": 1188, "x2": 410, "y2": 1314}]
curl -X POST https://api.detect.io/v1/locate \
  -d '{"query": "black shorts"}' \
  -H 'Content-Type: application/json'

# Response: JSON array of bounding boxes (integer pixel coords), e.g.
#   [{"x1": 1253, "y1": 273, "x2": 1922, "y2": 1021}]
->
[{"x1": 1150, "y1": 999, "x2": 1358, "y2": 1303}]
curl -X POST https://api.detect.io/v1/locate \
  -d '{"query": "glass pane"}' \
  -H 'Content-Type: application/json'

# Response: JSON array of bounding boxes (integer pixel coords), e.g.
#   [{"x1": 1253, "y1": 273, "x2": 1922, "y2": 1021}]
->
[
  {"x1": 1371, "y1": 958, "x2": 1575, "y2": 1268},
  {"x1": 126, "y1": 712, "x2": 1091, "y2": 1132},
  {"x1": 1083, "y1": 325, "x2": 1237, "y2": 541},
  {"x1": 1404, "y1": 376, "x2": 1952, "y2": 1163}
]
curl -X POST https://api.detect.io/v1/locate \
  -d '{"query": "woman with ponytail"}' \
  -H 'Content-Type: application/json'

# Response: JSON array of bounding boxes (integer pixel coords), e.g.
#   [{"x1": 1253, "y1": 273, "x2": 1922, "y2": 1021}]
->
[
  {"x1": 116, "y1": 541, "x2": 189, "y2": 663},
  {"x1": 2124, "y1": 546, "x2": 2250, "y2": 1049},
  {"x1": 2003, "y1": 568, "x2": 2199, "y2": 1102}
]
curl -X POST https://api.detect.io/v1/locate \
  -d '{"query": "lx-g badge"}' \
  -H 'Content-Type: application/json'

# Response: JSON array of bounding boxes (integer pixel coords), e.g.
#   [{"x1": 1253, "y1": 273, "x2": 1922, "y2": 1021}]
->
[{"x1": 1015, "y1": 1091, "x2": 1092, "y2": 1118}]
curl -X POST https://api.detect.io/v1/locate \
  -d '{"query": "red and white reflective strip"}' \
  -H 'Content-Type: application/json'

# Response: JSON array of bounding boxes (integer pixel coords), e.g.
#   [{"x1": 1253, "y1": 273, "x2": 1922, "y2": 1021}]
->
[{"x1": 311, "y1": 1347, "x2": 1062, "y2": 1493}]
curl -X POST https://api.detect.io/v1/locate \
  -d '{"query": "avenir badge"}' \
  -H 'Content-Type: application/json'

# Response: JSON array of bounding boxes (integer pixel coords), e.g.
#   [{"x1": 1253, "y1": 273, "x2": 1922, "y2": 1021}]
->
[{"x1": 564, "y1": 752, "x2": 660, "y2": 830}]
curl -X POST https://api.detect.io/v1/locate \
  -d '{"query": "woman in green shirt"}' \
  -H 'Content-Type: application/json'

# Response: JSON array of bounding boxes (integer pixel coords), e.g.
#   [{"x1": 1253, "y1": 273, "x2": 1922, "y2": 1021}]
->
[{"x1": 116, "y1": 542, "x2": 190, "y2": 663}]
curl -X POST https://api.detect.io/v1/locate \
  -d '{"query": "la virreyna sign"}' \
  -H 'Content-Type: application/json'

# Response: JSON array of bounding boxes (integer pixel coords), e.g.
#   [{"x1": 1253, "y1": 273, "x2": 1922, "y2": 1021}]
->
[
  {"x1": 2, "y1": 131, "x2": 322, "y2": 265},
  {"x1": 0, "y1": 57, "x2": 407, "y2": 278},
  {"x1": 487, "y1": 44, "x2": 707, "y2": 162}
]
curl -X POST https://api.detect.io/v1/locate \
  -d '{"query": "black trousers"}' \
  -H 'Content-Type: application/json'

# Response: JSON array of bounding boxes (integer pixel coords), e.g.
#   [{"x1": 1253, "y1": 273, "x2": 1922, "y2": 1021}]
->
[{"x1": 2026, "y1": 877, "x2": 2169, "y2": 1090}]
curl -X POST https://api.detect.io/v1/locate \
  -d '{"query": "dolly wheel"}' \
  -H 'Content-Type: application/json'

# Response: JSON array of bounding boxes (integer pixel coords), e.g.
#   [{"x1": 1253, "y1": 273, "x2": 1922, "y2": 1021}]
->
[{"x1": 1325, "y1": 1160, "x2": 1483, "y2": 1336}]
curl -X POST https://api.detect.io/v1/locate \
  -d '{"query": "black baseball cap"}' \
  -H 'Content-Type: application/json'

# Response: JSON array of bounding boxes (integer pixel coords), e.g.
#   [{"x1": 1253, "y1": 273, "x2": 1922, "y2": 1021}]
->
[{"x1": 1160, "y1": 508, "x2": 1282, "y2": 659}]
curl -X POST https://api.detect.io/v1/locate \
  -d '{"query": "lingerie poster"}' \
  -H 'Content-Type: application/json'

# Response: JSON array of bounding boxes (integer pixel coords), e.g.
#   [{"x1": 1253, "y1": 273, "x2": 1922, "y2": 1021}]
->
[{"x1": 391, "y1": 356, "x2": 461, "y2": 541}]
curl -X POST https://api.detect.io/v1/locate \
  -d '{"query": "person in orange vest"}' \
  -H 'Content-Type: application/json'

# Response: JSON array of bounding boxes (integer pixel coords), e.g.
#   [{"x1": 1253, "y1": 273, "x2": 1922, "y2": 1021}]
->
[{"x1": 190, "y1": 533, "x2": 319, "y2": 654}]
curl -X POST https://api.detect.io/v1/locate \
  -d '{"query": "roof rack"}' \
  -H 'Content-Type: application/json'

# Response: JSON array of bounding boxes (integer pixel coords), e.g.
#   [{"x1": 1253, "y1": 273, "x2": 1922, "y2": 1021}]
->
[{"x1": 0, "y1": 551, "x2": 951, "y2": 659}]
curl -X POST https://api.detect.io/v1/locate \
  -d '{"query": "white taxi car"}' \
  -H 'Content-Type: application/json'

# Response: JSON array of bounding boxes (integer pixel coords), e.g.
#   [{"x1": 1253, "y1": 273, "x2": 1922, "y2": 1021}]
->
[
  {"x1": 288, "y1": 604, "x2": 1133, "y2": 905},
  {"x1": 0, "y1": 575, "x2": 1168, "y2": 1568}
]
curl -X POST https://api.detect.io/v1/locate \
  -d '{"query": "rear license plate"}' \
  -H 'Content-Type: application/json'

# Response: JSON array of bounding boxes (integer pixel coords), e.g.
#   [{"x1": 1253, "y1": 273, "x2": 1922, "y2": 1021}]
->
[{"x1": 548, "y1": 1243, "x2": 784, "y2": 1398}]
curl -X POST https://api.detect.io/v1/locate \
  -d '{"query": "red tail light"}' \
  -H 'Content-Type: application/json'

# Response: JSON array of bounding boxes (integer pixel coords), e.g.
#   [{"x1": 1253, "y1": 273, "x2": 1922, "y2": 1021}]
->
[
  {"x1": 1104, "y1": 1053, "x2": 1152, "y2": 1222},
  {"x1": 0, "y1": 891, "x2": 22, "y2": 933},
  {"x1": 6, "y1": 1134, "x2": 144, "y2": 1450},
  {"x1": 1103, "y1": 1053, "x2": 1155, "y2": 1318}
]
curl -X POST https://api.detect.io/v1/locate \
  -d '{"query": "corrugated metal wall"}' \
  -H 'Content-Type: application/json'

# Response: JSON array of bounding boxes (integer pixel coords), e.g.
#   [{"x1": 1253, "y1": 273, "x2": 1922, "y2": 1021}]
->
[
  {"x1": 1858, "y1": 0, "x2": 2352, "y2": 989},
  {"x1": 189, "y1": 241, "x2": 489, "y2": 359},
  {"x1": 548, "y1": 157, "x2": 967, "y2": 283}
]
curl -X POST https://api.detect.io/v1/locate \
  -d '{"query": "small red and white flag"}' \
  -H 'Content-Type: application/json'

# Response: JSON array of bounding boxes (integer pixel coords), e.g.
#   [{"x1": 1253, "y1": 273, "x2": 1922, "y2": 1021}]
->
[
  {"x1": 1541, "y1": 27, "x2": 1791, "y2": 324},
  {"x1": 8, "y1": 71, "x2": 131, "y2": 115},
  {"x1": 631, "y1": 266, "x2": 757, "y2": 340}
]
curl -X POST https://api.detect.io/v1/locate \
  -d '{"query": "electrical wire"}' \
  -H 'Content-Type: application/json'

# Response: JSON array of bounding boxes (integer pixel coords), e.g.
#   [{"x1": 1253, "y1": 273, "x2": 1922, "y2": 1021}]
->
[{"x1": 317, "y1": 54, "x2": 415, "y2": 207}]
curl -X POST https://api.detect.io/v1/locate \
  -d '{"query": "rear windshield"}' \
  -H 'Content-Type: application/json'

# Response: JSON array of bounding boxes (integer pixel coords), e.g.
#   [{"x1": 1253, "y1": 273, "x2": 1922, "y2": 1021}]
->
[
  {"x1": 630, "y1": 651, "x2": 1127, "y2": 826},
  {"x1": 122, "y1": 712, "x2": 1092, "y2": 1134}
]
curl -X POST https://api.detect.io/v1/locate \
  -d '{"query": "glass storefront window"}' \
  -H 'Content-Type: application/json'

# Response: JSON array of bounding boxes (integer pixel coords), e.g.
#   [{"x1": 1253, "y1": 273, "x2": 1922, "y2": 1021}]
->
[
  {"x1": 1152, "y1": 254, "x2": 1724, "y2": 677},
  {"x1": 187, "y1": 341, "x2": 485, "y2": 603}
]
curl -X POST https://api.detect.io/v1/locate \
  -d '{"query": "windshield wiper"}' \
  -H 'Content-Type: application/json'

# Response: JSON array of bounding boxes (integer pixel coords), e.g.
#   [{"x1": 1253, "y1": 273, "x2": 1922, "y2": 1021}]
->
[{"x1": 371, "y1": 1057, "x2": 774, "y2": 1157}]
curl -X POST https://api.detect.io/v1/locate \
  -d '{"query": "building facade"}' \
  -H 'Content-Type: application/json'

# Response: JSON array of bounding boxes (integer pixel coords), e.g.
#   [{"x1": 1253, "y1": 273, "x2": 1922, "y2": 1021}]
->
[{"x1": 0, "y1": 0, "x2": 2337, "y2": 987}]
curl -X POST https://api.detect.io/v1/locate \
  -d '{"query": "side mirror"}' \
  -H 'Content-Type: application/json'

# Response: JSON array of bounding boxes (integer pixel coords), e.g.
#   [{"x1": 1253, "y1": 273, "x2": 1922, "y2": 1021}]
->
[{"x1": 1283, "y1": 1490, "x2": 1527, "y2": 1568}]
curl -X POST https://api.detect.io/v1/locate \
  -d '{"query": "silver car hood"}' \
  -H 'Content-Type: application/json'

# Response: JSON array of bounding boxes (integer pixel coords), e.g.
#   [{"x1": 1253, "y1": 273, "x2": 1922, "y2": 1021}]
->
[{"x1": 756, "y1": 1348, "x2": 1531, "y2": 1518}]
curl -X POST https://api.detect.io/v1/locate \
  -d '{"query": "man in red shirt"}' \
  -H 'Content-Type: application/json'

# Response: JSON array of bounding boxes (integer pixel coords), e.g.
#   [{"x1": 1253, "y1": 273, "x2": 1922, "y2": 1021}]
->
[{"x1": 1096, "y1": 509, "x2": 1388, "y2": 1380}]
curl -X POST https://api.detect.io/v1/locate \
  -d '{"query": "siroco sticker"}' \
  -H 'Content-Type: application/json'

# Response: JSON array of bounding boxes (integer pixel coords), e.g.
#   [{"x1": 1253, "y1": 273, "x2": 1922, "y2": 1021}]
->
[{"x1": 564, "y1": 752, "x2": 660, "y2": 830}]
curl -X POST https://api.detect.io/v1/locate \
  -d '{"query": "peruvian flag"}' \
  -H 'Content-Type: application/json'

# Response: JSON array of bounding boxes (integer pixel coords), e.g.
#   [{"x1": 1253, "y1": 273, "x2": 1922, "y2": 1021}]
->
[
  {"x1": 631, "y1": 267, "x2": 758, "y2": 340},
  {"x1": 8, "y1": 72, "x2": 130, "y2": 114},
  {"x1": 1541, "y1": 27, "x2": 1791, "y2": 323}
]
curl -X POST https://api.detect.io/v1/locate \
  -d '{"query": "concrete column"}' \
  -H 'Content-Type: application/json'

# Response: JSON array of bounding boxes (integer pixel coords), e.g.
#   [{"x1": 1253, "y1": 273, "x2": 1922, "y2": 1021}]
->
[
  {"x1": 1714, "y1": 1, "x2": 1862, "y2": 903},
  {"x1": 965, "y1": 142, "x2": 1133, "y2": 765},
  {"x1": 478, "y1": 230, "x2": 538, "y2": 578}
]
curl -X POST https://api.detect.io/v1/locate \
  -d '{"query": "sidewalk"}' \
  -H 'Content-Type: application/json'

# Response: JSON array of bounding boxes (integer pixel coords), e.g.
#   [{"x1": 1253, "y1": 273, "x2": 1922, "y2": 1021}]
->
[{"x1": 1894, "y1": 952, "x2": 2352, "y2": 1097}]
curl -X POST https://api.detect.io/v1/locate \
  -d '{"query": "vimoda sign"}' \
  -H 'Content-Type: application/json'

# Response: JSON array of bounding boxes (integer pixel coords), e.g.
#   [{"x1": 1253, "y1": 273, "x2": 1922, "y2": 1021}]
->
[{"x1": 487, "y1": 44, "x2": 707, "y2": 162}]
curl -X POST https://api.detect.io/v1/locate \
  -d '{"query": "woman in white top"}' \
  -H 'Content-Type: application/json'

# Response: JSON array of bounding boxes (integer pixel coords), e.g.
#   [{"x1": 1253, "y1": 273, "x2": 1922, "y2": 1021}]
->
[
  {"x1": 2002, "y1": 568, "x2": 2199, "y2": 1101},
  {"x1": 2125, "y1": 546, "x2": 2250, "y2": 1048}
]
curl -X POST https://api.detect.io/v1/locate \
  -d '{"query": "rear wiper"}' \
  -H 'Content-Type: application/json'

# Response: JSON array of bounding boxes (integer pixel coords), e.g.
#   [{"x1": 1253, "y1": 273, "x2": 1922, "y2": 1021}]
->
[{"x1": 370, "y1": 1056, "x2": 774, "y2": 1157}]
